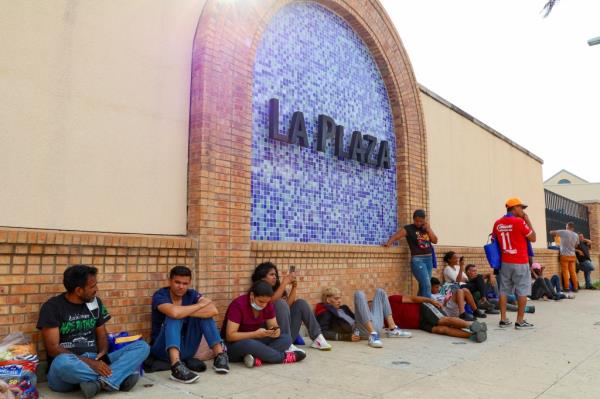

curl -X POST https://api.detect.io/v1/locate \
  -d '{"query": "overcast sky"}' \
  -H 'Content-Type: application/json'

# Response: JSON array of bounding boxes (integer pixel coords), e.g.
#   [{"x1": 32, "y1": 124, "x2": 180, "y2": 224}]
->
[{"x1": 381, "y1": 0, "x2": 600, "y2": 183}]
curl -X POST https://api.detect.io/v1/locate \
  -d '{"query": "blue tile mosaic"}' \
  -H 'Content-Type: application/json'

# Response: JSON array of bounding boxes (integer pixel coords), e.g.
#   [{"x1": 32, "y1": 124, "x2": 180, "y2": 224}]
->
[{"x1": 251, "y1": 2, "x2": 397, "y2": 245}]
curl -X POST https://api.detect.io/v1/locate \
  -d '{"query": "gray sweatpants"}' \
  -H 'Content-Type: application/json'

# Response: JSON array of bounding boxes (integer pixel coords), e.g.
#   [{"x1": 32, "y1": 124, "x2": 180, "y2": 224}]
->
[
  {"x1": 274, "y1": 298, "x2": 322, "y2": 341},
  {"x1": 354, "y1": 288, "x2": 393, "y2": 338}
]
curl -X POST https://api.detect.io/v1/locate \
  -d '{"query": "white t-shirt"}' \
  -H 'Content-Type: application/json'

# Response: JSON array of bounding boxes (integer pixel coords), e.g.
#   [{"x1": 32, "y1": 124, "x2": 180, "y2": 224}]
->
[{"x1": 443, "y1": 265, "x2": 466, "y2": 283}]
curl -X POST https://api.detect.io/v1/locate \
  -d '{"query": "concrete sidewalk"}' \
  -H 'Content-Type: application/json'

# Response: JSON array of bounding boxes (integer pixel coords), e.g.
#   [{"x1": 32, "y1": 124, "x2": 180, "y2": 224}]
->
[{"x1": 39, "y1": 291, "x2": 600, "y2": 399}]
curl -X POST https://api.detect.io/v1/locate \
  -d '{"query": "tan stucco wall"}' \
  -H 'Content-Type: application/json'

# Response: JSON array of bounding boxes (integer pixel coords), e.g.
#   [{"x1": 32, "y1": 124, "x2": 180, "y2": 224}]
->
[
  {"x1": 0, "y1": 0, "x2": 206, "y2": 234},
  {"x1": 422, "y1": 91, "x2": 547, "y2": 248},
  {"x1": 545, "y1": 184, "x2": 600, "y2": 202}
]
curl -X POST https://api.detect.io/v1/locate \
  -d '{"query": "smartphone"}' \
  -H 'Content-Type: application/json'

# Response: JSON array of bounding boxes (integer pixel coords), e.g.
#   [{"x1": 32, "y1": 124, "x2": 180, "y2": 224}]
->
[
  {"x1": 289, "y1": 265, "x2": 296, "y2": 273},
  {"x1": 460, "y1": 256, "x2": 464, "y2": 262}
]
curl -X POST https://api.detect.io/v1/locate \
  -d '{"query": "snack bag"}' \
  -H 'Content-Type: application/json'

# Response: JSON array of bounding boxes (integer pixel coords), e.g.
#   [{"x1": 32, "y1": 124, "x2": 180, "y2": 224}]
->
[{"x1": 0, "y1": 334, "x2": 39, "y2": 399}]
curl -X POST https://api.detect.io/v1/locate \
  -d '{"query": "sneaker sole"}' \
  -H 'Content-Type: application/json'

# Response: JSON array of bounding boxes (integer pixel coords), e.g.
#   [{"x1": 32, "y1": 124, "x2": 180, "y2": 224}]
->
[
  {"x1": 368, "y1": 344, "x2": 384, "y2": 348},
  {"x1": 499, "y1": 323, "x2": 512, "y2": 328},
  {"x1": 515, "y1": 325, "x2": 535, "y2": 330},
  {"x1": 212, "y1": 366, "x2": 230, "y2": 374},
  {"x1": 169, "y1": 374, "x2": 200, "y2": 384},
  {"x1": 387, "y1": 334, "x2": 413, "y2": 338},
  {"x1": 311, "y1": 345, "x2": 333, "y2": 351}
]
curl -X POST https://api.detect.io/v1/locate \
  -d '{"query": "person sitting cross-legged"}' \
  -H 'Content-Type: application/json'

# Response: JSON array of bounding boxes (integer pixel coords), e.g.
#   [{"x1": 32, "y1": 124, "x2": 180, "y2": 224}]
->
[
  {"x1": 223, "y1": 281, "x2": 305, "y2": 368},
  {"x1": 150, "y1": 265, "x2": 229, "y2": 384},
  {"x1": 37, "y1": 265, "x2": 149, "y2": 399},
  {"x1": 251, "y1": 262, "x2": 331, "y2": 352},
  {"x1": 388, "y1": 293, "x2": 487, "y2": 343},
  {"x1": 315, "y1": 287, "x2": 412, "y2": 349},
  {"x1": 430, "y1": 278, "x2": 486, "y2": 321}
]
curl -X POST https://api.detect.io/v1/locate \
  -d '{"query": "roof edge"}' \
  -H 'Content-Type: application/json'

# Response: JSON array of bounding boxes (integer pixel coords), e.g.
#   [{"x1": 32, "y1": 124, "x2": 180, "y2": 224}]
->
[{"x1": 418, "y1": 84, "x2": 544, "y2": 164}]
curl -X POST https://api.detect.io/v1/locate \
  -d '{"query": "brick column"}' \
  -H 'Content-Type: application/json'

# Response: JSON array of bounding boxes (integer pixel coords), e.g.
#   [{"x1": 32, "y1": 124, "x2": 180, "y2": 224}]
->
[{"x1": 583, "y1": 202, "x2": 600, "y2": 247}]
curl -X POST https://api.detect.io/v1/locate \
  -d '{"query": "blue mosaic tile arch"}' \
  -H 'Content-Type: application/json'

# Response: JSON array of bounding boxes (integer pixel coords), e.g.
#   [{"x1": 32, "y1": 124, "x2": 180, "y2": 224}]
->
[{"x1": 251, "y1": 2, "x2": 397, "y2": 244}]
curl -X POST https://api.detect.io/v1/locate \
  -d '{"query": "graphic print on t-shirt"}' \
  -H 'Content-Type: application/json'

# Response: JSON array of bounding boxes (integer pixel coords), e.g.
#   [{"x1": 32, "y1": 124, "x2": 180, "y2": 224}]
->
[
  {"x1": 37, "y1": 294, "x2": 111, "y2": 356},
  {"x1": 59, "y1": 303, "x2": 109, "y2": 353},
  {"x1": 493, "y1": 215, "x2": 532, "y2": 264},
  {"x1": 415, "y1": 231, "x2": 431, "y2": 250}
]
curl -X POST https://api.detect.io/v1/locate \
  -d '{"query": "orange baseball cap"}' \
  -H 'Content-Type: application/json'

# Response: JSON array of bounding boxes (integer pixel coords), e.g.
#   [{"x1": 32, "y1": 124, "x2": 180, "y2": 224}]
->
[{"x1": 505, "y1": 197, "x2": 528, "y2": 209}]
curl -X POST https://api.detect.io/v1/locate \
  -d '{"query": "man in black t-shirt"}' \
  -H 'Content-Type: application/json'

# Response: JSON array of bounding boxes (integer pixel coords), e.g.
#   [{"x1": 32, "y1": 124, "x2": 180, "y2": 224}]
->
[
  {"x1": 37, "y1": 265, "x2": 149, "y2": 398},
  {"x1": 384, "y1": 209, "x2": 439, "y2": 297},
  {"x1": 576, "y1": 234, "x2": 597, "y2": 290}
]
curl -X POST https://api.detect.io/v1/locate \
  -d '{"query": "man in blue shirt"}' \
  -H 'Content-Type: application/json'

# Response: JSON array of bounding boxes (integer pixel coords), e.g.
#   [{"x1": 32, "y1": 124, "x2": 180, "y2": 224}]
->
[{"x1": 150, "y1": 266, "x2": 229, "y2": 383}]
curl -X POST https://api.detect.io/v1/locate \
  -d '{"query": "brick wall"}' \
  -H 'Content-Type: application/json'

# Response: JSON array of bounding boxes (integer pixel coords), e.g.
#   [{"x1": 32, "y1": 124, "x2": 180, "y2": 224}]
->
[
  {"x1": 187, "y1": 0, "x2": 429, "y2": 317},
  {"x1": 0, "y1": 228, "x2": 197, "y2": 369},
  {"x1": 584, "y1": 202, "x2": 600, "y2": 248}
]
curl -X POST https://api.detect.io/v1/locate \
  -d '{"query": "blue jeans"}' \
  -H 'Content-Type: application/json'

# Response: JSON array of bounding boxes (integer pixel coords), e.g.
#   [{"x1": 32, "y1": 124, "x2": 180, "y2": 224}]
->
[
  {"x1": 550, "y1": 275, "x2": 563, "y2": 293},
  {"x1": 411, "y1": 255, "x2": 433, "y2": 297},
  {"x1": 47, "y1": 339, "x2": 149, "y2": 392},
  {"x1": 151, "y1": 317, "x2": 222, "y2": 362},
  {"x1": 580, "y1": 260, "x2": 596, "y2": 287}
]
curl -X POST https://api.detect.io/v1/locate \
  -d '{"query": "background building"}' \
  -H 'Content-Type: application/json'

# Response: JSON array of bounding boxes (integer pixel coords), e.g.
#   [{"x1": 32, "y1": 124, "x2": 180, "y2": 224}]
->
[
  {"x1": 1, "y1": 0, "x2": 595, "y2": 361},
  {"x1": 545, "y1": 169, "x2": 600, "y2": 202}
]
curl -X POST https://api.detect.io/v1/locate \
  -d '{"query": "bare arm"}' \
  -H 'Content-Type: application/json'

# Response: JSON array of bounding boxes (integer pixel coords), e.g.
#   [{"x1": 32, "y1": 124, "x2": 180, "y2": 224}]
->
[
  {"x1": 523, "y1": 213, "x2": 536, "y2": 243},
  {"x1": 225, "y1": 319, "x2": 278, "y2": 342},
  {"x1": 286, "y1": 279, "x2": 298, "y2": 306},
  {"x1": 157, "y1": 297, "x2": 216, "y2": 320},
  {"x1": 271, "y1": 277, "x2": 290, "y2": 302},
  {"x1": 384, "y1": 228, "x2": 407, "y2": 247},
  {"x1": 401, "y1": 295, "x2": 442, "y2": 309},
  {"x1": 95, "y1": 324, "x2": 110, "y2": 359},
  {"x1": 424, "y1": 221, "x2": 438, "y2": 244}
]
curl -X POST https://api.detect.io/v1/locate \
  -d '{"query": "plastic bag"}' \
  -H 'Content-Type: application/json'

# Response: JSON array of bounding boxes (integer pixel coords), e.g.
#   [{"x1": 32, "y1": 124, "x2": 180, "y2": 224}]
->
[{"x1": 0, "y1": 333, "x2": 38, "y2": 399}]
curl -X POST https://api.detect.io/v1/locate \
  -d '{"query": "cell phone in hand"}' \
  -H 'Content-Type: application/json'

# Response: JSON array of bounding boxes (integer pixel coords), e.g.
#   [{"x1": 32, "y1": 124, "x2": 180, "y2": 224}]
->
[
  {"x1": 269, "y1": 326, "x2": 280, "y2": 331},
  {"x1": 289, "y1": 265, "x2": 296, "y2": 273}
]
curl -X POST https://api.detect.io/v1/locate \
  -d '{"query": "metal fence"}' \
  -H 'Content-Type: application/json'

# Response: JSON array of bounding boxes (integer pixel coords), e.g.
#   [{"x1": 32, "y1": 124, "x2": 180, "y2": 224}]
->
[{"x1": 545, "y1": 189, "x2": 590, "y2": 245}]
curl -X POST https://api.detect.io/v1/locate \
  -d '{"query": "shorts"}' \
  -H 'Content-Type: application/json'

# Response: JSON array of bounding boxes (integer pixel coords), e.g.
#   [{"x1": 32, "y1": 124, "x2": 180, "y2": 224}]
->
[
  {"x1": 499, "y1": 262, "x2": 531, "y2": 297},
  {"x1": 419, "y1": 302, "x2": 446, "y2": 332},
  {"x1": 443, "y1": 298, "x2": 460, "y2": 318}
]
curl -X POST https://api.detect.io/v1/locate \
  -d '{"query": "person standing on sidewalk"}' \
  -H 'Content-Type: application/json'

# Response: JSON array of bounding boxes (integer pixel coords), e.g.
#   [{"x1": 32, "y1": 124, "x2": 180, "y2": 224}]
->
[
  {"x1": 492, "y1": 197, "x2": 537, "y2": 330},
  {"x1": 550, "y1": 223, "x2": 580, "y2": 292},
  {"x1": 384, "y1": 209, "x2": 438, "y2": 298},
  {"x1": 576, "y1": 233, "x2": 597, "y2": 290}
]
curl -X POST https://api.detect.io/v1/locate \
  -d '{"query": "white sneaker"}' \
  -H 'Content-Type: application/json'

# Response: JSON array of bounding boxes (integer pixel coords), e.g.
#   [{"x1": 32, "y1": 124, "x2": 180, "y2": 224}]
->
[
  {"x1": 310, "y1": 334, "x2": 332, "y2": 351},
  {"x1": 287, "y1": 344, "x2": 305, "y2": 354},
  {"x1": 368, "y1": 332, "x2": 383, "y2": 348},
  {"x1": 386, "y1": 327, "x2": 412, "y2": 338}
]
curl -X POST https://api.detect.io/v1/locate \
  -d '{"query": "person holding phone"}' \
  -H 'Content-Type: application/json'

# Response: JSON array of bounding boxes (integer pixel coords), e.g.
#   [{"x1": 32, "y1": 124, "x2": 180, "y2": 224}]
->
[
  {"x1": 492, "y1": 197, "x2": 537, "y2": 330},
  {"x1": 251, "y1": 262, "x2": 332, "y2": 352},
  {"x1": 384, "y1": 209, "x2": 438, "y2": 298},
  {"x1": 222, "y1": 280, "x2": 306, "y2": 368}
]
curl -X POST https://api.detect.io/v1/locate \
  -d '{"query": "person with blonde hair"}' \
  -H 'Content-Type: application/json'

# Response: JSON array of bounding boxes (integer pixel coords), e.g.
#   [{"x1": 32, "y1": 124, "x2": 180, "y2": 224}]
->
[{"x1": 315, "y1": 286, "x2": 411, "y2": 349}]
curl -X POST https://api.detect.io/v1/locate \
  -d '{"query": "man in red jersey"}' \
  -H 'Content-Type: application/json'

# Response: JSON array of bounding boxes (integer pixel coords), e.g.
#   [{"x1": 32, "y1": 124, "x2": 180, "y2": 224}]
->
[{"x1": 493, "y1": 197, "x2": 537, "y2": 330}]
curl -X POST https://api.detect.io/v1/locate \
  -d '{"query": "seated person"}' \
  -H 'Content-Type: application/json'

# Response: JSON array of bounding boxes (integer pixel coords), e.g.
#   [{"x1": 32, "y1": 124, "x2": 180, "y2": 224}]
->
[
  {"x1": 442, "y1": 251, "x2": 467, "y2": 284},
  {"x1": 576, "y1": 234, "x2": 597, "y2": 290},
  {"x1": 388, "y1": 293, "x2": 487, "y2": 343},
  {"x1": 315, "y1": 287, "x2": 412, "y2": 349},
  {"x1": 150, "y1": 266, "x2": 229, "y2": 384},
  {"x1": 251, "y1": 262, "x2": 331, "y2": 351},
  {"x1": 222, "y1": 281, "x2": 305, "y2": 368},
  {"x1": 430, "y1": 278, "x2": 486, "y2": 321},
  {"x1": 463, "y1": 264, "x2": 500, "y2": 314},
  {"x1": 37, "y1": 265, "x2": 149, "y2": 398},
  {"x1": 530, "y1": 263, "x2": 570, "y2": 300}
]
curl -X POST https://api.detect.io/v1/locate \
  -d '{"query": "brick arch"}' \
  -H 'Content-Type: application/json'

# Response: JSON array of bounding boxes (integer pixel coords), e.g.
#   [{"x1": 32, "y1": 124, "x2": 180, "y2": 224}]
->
[{"x1": 188, "y1": 0, "x2": 428, "y2": 303}]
